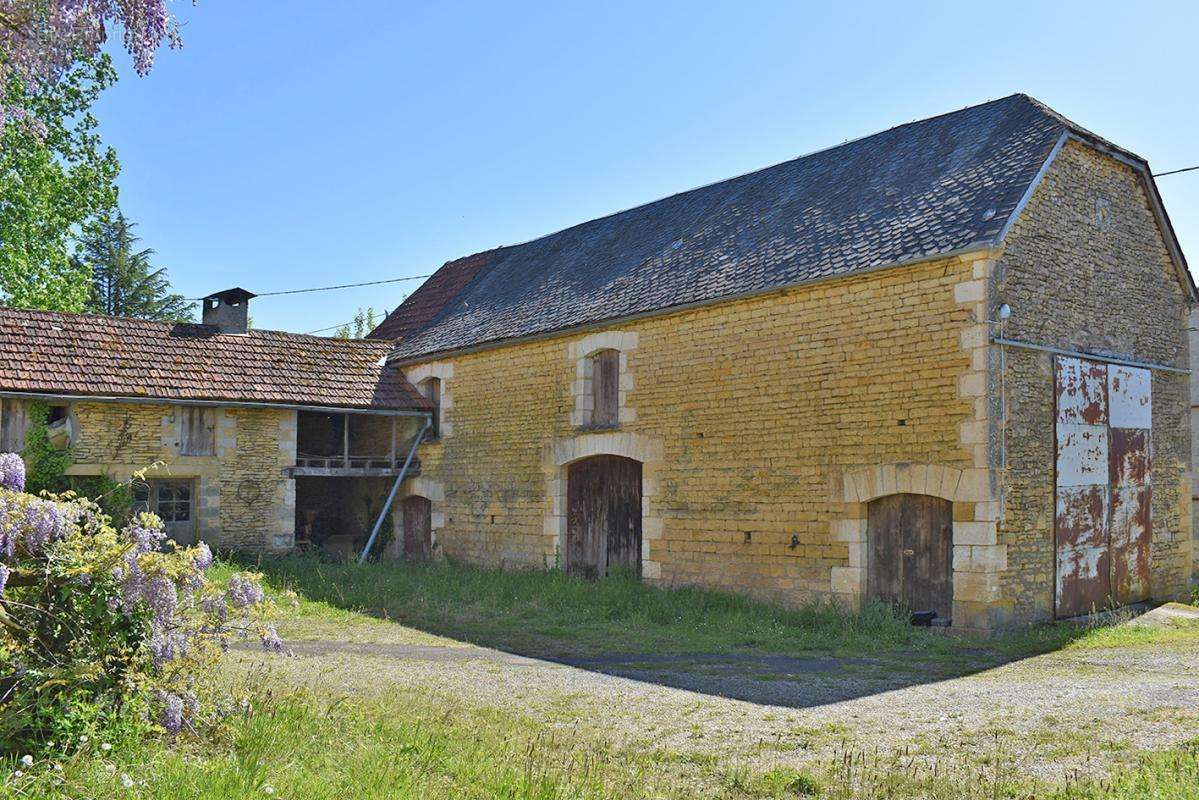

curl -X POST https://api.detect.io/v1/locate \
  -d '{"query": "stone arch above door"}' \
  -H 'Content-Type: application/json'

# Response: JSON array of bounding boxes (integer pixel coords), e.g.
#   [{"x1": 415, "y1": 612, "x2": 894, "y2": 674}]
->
[
  {"x1": 544, "y1": 431, "x2": 664, "y2": 578},
  {"x1": 829, "y1": 462, "x2": 1005, "y2": 632}
]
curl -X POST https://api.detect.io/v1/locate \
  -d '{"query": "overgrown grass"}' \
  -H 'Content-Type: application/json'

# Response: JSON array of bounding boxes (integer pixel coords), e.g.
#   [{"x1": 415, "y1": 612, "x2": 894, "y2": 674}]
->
[
  {"x1": 9, "y1": 682, "x2": 706, "y2": 799},
  {"x1": 243, "y1": 553, "x2": 1188, "y2": 662},
  {"x1": 13, "y1": 681, "x2": 1198, "y2": 799},
  {"x1": 247, "y1": 553, "x2": 966, "y2": 658}
]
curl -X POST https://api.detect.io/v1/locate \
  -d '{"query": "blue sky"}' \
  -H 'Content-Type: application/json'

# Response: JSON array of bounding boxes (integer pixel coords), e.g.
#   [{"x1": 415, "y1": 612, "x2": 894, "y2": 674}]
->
[{"x1": 95, "y1": 0, "x2": 1199, "y2": 334}]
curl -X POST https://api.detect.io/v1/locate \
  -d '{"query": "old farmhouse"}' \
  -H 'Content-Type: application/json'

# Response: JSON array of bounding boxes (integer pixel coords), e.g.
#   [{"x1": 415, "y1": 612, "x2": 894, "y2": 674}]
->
[
  {"x1": 368, "y1": 94, "x2": 1194, "y2": 632},
  {"x1": 0, "y1": 290, "x2": 432, "y2": 554},
  {"x1": 0, "y1": 93, "x2": 1193, "y2": 632}
]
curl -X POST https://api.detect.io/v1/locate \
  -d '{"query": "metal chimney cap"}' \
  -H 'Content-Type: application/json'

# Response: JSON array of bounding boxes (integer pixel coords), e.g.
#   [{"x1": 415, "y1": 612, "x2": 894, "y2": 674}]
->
[{"x1": 203, "y1": 287, "x2": 257, "y2": 304}]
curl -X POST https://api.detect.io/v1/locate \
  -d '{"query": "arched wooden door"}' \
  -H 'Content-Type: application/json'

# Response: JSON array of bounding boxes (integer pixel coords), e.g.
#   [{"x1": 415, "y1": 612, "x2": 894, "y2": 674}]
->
[
  {"x1": 402, "y1": 495, "x2": 432, "y2": 560},
  {"x1": 566, "y1": 455, "x2": 642, "y2": 579},
  {"x1": 866, "y1": 493, "x2": 953, "y2": 619}
]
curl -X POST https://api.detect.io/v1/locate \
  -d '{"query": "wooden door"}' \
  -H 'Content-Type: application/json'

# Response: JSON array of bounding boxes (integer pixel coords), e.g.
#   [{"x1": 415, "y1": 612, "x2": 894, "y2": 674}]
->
[
  {"x1": 566, "y1": 455, "x2": 642, "y2": 578},
  {"x1": 866, "y1": 493, "x2": 953, "y2": 619},
  {"x1": 402, "y1": 495, "x2": 432, "y2": 560}
]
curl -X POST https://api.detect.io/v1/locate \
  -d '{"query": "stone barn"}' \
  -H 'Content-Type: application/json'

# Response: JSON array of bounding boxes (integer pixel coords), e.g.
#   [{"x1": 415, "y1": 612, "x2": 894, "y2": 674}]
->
[{"x1": 369, "y1": 94, "x2": 1194, "y2": 632}]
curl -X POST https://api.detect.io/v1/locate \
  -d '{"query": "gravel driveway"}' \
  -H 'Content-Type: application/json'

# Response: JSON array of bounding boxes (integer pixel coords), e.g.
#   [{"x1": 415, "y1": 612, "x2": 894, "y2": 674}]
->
[{"x1": 233, "y1": 611, "x2": 1199, "y2": 785}]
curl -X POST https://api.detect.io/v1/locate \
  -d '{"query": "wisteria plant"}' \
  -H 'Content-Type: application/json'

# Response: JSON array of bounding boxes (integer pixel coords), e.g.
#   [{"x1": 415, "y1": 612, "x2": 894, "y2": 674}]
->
[
  {"x1": 0, "y1": 0, "x2": 181, "y2": 125},
  {"x1": 0, "y1": 454, "x2": 281, "y2": 751}
]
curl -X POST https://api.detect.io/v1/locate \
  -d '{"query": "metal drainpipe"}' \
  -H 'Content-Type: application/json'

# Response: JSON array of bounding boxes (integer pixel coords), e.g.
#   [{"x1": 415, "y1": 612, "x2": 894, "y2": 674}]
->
[{"x1": 357, "y1": 416, "x2": 431, "y2": 565}]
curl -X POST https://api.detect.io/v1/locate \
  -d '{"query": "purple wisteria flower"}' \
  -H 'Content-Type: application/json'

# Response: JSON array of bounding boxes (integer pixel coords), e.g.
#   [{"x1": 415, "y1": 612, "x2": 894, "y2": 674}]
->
[
  {"x1": 0, "y1": 564, "x2": 9, "y2": 595},
  {"x1": 143, "y1": 576, "x2": 177, "y2": 626},
  {"x1": 149, "y1": 630, "x2": 188, "y2": 665},
  {"x1": 0, "y1": 498, "x2": 13, "y2": 560},
  {"x1": 156, "y1": 691, "x2": 184, "y2": 734},
  {"x1": 127, "y1": 517, "x2": 166, "y2": 554},
  {"x1": 0, "y1": 453, "x2": 25, "y2": 492},
  {"x1": 260, "y1": 625, "x2": 284, "y2": 653},
  {"x1": 22, "y1": 501, "x2": 65, "y2": 555},
  {"x1": 200, "y1": 593, "x2": 228, "y2": 623},
  {"x1": 226, "y1": 575, "x2": 264, "y2": 608},
  {"x1": 193, "y1": 541, "x2": 214, "y2": 571}
]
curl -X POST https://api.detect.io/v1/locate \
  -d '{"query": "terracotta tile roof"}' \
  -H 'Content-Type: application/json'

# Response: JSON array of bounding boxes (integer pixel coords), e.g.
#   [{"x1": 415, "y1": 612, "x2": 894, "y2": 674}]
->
[
  {"x1": 376, "y1": 94, "x2": 1150, "y2": 361},
  {"x1": 366, "y1": 249, "x2": 501, "y2": 342},
  {"x1": 0, "y1": 307, "x2": 431, "y2": 411}
]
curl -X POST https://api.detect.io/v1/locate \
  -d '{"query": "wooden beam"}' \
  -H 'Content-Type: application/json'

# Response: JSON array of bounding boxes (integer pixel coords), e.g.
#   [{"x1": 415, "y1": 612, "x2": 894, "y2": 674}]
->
[
  {"x1": 390, "y1": 416, "x2": 398, "y2": 468},
  {"x1": 285, "y1": 465, "x2": 421, "y2": 478},
  {"x1": 342, "y1": 413, "x2": 350, "y2": 468}
]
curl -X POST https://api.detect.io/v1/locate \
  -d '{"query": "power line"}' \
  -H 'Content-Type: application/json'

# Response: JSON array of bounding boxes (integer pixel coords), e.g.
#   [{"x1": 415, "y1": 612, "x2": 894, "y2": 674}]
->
[
  {"x1": 1153, "y1": 165, "x2": 1199, "y2": 178},
  {"x1": 305, "y1": 319, "x2": 359, "y2": 335},
  {"x1": 187, "y1": 273, "x2": 432, "y2": 301}
]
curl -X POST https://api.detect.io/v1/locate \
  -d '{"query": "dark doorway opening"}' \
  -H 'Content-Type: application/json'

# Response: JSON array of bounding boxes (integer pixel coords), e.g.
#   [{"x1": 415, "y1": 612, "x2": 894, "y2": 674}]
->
[
  {"x1": 866, "y1": 493, "x2": 953, "y2": 623},
  {"x1": 566, "y1": 455, "x2": 642, "y2": 579},
  {"x1": 294, "y1": 476, "x2": 393, "y2": 558}
]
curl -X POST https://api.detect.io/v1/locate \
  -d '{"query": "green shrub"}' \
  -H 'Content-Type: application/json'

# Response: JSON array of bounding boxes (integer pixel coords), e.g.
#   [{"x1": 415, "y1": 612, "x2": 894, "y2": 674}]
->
[
  {"x1": 20, "y1": 401, "x2": 72, "y2": 496},
  {"x1": 0, "y1": 455, "x2": 278, "y2": 753}
]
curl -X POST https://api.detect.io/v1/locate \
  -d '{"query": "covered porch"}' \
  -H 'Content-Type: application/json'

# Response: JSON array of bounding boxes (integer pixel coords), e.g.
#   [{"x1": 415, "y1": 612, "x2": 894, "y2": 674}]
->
[{"x1": 289, "y1": 409, "x2": 428, "y2": 556}]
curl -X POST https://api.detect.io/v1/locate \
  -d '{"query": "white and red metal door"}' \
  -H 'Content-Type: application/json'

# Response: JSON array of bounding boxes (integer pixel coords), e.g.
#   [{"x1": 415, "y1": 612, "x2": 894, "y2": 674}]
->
[{"x1": 1054, "y1": 356, "x2": 1152, "y2": 618}]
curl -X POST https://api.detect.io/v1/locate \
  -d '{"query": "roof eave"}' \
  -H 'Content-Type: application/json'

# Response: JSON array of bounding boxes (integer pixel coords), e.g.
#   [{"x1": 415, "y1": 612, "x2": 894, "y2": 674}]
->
[{"x1": 0, "y1": 389, "x2": 432, "y2": 417}]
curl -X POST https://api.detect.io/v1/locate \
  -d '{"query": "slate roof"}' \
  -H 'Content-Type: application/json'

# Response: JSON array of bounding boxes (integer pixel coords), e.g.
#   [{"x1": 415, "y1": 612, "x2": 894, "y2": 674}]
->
[
  {"x1": 0, "y1": 308, "x2": 431, "y2": 411},
  {"x1": 372, "y1": 94, "x2": 1168, "y2": 361}
]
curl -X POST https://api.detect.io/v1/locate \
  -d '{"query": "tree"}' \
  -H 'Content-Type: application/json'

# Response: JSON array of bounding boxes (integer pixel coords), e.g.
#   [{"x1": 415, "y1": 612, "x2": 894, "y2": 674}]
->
[
  {"x1": 0, "y1": 0, "x2": 180, "y2": 125},
  {"x1": 78, "y1": 210, "x2": 194, "y2": 321},
  {"x1": 335, "y1": 308, "x2": 380, "y2": 339},
  {"x1": 0, "y1": 56, "x2": 119, "y2": 311}
]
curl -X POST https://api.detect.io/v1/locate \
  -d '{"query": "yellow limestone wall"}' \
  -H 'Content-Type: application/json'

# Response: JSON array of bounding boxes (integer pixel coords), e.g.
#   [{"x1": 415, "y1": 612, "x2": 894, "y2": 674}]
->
[
  {"x1": 405, "y1": 254, "x2": 987, "y2": 610},
  {"x1": 66, "y1": 402, "x2": 297, "y2": 551}
]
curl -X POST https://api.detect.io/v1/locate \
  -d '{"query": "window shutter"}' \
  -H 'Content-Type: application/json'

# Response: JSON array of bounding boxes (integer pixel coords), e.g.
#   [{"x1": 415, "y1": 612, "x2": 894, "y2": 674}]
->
[
  {"x1": 181, "y1": 407, "x2": 216, "y2": 456},
  {"x1": 591, "y1": 350, "x2": 619, "y2": 428},
  {"x1": 421, "y1": 379, "x2": 441, "y2": 438},
  {"x1": 0, "y1": 399, "x2": 29, "y2": 453}
]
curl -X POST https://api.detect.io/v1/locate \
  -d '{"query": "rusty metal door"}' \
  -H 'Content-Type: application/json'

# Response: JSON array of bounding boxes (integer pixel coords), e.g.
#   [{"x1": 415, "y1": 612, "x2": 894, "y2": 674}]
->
[
  {"x1": 402, "y1": 495, "x2": 432, "y2": 560},
  {"x1": 866, "y1": 494, "x2": 953, "y2": 619},
  {"x1": 1054, "y1": 357, "x2": 1152, "y2": 618},
  {"x1": 566, "y1": 455, "x2": 642, "y2": 579},
  {"x1": 1107, "y1": 365, "x2": 1152, "y2": 605}
]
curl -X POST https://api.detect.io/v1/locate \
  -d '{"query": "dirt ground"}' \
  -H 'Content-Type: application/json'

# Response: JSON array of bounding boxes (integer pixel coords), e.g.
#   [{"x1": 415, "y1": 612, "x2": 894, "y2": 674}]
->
[{"x1": 233, "y1": 611, "x2": 1199, "y2": 785}]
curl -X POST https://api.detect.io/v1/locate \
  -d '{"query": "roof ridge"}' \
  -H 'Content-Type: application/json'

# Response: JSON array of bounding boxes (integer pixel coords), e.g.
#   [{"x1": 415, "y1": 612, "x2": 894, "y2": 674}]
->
[{"x1": 0, "y1": 304, "x2": 389, "y2": 346}]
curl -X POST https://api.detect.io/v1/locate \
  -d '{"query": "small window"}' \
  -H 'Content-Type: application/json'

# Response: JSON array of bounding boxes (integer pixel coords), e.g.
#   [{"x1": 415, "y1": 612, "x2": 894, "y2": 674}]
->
[
  {"x1": 590, "y1": 349, "x2": 619, "y2": 428},
  {"x1": 0, "y1": 398, "x2": 29, "y2": 453},
  {"x1": 419, "y1": 378, "x2": 441, "y2": 440},
  {"x1": 156, "y1": 480, "x2": 192, "y2": 522},
  {"x1": 180, "y1": 407, "x2": 216, "y2": 456}
]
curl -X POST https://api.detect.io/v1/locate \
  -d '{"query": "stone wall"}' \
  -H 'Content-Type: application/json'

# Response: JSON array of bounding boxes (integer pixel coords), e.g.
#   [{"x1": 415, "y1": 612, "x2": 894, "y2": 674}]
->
[
  {"x1": 406, "y1": 254, "x2": 984, "y2": 608},
  {"x1": 993, "y1": 141, "x2": 1193, "y2": 622},
  {"x1": 66, "y1": 401, "x2": 297, "y2": 551},
  {"x1": 1190, "y1": 308, "x2": 1199, "y2": 582}
]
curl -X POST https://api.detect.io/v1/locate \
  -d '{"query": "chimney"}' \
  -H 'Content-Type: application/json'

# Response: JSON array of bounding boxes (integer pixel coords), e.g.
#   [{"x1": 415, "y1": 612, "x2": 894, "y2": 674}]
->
[{"x1": 201, "y1": 288, "x2": 256, "y2": 334}]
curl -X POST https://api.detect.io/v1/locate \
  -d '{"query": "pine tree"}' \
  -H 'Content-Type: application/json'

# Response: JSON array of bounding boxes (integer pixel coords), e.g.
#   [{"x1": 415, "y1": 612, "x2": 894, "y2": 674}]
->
[{"x1": 77, "y1": 211, "x2": 194, "y2": 322}]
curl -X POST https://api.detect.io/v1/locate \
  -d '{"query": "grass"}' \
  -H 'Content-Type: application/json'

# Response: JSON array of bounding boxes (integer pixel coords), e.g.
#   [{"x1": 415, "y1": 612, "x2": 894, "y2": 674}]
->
[
  {"x1": 15, "y1": 685, "x2": 1198, "y2": 799},
  {"x1": 16, "y1": 673, "x2": 1199, "y2": 800},
  {"x1": 7, "y1": 556, "x2": 1199, "y2": 798},
  {"x1": 244, "y1": 553, "x2": 1103, "y2": 661}
]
